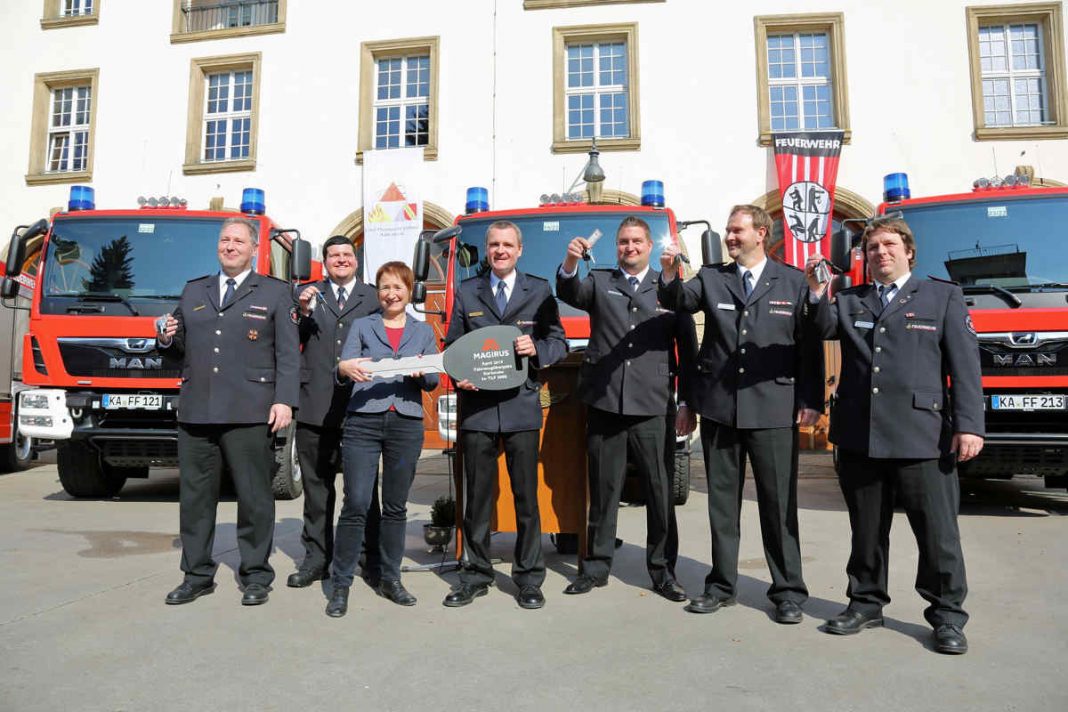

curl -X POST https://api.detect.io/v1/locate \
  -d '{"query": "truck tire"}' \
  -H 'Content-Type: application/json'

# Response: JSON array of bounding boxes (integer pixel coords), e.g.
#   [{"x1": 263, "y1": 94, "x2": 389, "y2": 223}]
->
[
  {"x1": 0, "y1": 431, "x2": 33, "y2": 473},
  {"x1": 271, "y1": 423, "x2": 303, "y2": 500},
  {"x1": 57, "y1": 441, "x2": 127, "y2": 497},
  {"x1": 672, "y1": 448, "x2": 690, "y2": 506}
]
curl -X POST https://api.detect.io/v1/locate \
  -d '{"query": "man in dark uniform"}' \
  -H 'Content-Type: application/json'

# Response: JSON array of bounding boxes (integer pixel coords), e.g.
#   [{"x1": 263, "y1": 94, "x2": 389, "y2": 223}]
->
[
  {"x1": 160, "y1": 217, "x2": 299, "y2": 606},
  {"x1": 805, "y1": 218, "x2": 983, "y2": 654},
  {"x1": 556, "y1": 216, "x2": 696, "y2": 602},
  {"x1": 659, "y1": 204, "x2": 824, "y2": 624},
  {"x1": 287, "y1": 236, "x2": 381, "y2": 588},
  {"x1": 442, "y1": 220, "x2": 567, "y2": 610}
]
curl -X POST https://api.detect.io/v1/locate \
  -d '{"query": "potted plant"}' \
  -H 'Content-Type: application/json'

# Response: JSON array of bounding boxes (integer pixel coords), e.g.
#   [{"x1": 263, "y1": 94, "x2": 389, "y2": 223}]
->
[{"x1": 423, "y1": 495, "x2": 455, "y2": 551}]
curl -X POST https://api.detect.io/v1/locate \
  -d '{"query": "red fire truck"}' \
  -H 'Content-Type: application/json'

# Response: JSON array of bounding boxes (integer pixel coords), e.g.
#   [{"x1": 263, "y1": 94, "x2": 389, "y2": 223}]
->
[
  {"x1": 412, "y1": 161, "x2": 718, "y2": 516},
  {"x1": 0, "y1": 186, "x2": 316, "y2": 498},
  {"x1": 0, "y1": 256, "x2": 35, "y2": 473},
  {"x1": 828, "y1": 172, "x2": 1068, "y2": 490}
]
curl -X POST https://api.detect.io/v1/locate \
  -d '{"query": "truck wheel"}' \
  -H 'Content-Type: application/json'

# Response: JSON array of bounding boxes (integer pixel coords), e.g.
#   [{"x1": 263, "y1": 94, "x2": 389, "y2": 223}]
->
[
  {"x1": 672, "y1": 449, "x2": 691, "y2": 506},
  {"x1": 0, "y1": 431, "x2": 33, "y2": 473},
  {"x1": 57, "y1": 441, "x2": 126, "y2": 497},
  {"x1": 271, "y1": 423, "x2": 303, "y2": 500}
]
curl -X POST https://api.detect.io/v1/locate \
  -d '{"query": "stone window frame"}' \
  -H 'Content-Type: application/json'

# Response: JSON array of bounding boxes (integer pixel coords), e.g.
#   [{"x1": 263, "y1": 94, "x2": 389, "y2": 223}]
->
[
  {"x1": 754, "y1": 13, "x2": 851, "y2": 147},
  {"x1": 41, "y1": 0, "x2": 100, "y2": 30},
  {"x1": 25, "y1": 68, "x2": 100, "y2": 186},
  {"x1": 965, "y1": 2, "x2": 1068, "y2": 140},
  {"x1": 183, "y1": 53, "x2": 262, "y2": 175},
  {"x1": 170, "y1": 0, "x2": 287, "y2": 44}
]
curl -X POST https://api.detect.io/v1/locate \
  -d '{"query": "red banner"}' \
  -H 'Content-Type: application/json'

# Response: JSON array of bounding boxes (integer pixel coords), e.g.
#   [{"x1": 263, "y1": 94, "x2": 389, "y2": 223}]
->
[{"x1": 772, "y1": 131, "x2": 844, "y2": 268}]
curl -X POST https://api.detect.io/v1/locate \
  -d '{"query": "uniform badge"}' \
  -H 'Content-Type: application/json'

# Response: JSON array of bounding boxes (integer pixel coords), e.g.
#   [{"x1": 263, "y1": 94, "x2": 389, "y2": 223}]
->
[
  {"x1": 468, "y1": 311, "x2": 484, "y2": 317},
  {"x1": 193, "y1": 304, "x2": 206, "y2": 311},
  {"x1": 905, "y1": 312, "x2": 915, "y2": 318},
  {"x1": 248, "y1": 328, "x2": 259, "y2": 341}
]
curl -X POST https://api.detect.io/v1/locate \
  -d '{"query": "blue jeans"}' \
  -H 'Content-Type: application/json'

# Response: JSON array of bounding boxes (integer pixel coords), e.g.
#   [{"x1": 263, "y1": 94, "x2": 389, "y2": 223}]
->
[{"x1": 333, "y1": 411, "x2": 424, "y2": 587}]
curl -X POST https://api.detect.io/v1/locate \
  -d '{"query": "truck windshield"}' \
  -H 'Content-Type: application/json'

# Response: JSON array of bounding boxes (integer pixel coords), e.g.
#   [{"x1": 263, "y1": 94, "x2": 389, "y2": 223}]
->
[
  {"x1": 41, "y1": 216, "x2": 230, "y2": 315},
  {"x1": 900, "y1": 194, "x2": 1068, "y2": 291},
  {"x1": 454, "y1": 211, "x2": 673, "y2": 316}
]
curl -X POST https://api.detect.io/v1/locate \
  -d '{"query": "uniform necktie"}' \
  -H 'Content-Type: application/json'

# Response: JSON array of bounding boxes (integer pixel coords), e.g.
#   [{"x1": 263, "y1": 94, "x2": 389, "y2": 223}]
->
[
  {"x1": 878, "y1": 283, "x2": 895, "y2": 307},
  {"x1": 628, "y1": 275, "x2": 640, "y2": 291},
  {"x1": 336, "y1": 286, "x2": 346, "y2": 311},
  {"x1": 742, "y1": 270, "x2": 754, "y2": 298},
  {"x1": 495, "y1": 280, "x2": 508, "y2": 315},
  {"x1": 222, "y1": 277, "x2": 236, "y2": 307}
]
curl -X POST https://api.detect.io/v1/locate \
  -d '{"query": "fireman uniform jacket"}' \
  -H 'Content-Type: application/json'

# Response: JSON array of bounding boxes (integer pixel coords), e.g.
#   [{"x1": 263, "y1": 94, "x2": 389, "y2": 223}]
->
[
  {"x1": 296, "y1": 279, "x2": 380, "y2": 428},
  {"x1": 807, "y1": 276, "x2": 985, "y2": 458},
  {"x1": 167, "y1": 272, "x2": 299, "y2": 424},
  {"x1": 657, "y1": 258, "x2": 824, "y2": 428},
  {"x1": 557, "y1": 266, "x2": 696, "y2": 416},
  {"x1": 444, "y1": 271, "x2": 568, "y2": 433}
]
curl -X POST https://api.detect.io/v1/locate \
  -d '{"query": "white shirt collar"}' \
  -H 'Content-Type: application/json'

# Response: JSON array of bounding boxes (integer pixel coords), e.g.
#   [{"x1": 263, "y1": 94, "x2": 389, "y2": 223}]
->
[
  {"x1": 878, "y1": 271, "x2": 911, "y2": 293},
  {"x1": 737, "y1": 256, "x2": 768, "y2": 285},
  {"x1": 219, "y1": 268, "x2": 252, "y2": 299},
  {"x1": 329, "y1": 276, "x2": 357, "y2": 299},
  {"x1": 490, "y1": 270, "x2": 517, "y2": 295},
  {"x1": 621, "y1": 265, "x2": 650, "y2": 286}
]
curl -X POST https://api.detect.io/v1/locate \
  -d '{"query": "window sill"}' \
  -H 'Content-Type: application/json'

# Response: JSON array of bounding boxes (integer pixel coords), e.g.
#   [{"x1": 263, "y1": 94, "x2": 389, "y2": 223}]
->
[
  {"x1": 758, "y1": 129, "x2": 851, "y2": 147},
  {"x1": 25, "y1": 170, "x2": 92, "y2": 186},
  {"x1": 974, "y1": 125, "x2": 1068, "y2": 141},
  {"x1": 40, "y1": 15, "x2": 99, "y2": 30},
  {"x1": 170, "y1": 23, "x2": 285, "y2": 44},
  {"x1": 551, "y1": 137, "x2": 640, "y2": 154},
  {"x1": 354, "y1": 145, "x2": 438, "y2": 165},
  {"x1": 183, "y1": 159, "x2": 257, "y2": 175}
]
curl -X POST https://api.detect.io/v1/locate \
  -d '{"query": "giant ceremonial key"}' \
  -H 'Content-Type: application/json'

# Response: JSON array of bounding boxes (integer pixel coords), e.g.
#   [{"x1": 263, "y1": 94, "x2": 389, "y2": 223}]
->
[{"x1": 360, "y1": 325, "x2": 527, "y2": 391}]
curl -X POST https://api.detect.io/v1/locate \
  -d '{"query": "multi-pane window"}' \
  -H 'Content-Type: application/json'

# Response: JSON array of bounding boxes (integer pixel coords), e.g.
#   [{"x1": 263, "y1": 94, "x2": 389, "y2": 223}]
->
[
  {"x1": 565, "y1": 40, "x2": 629, "y2": 140},
  {"x1": 47, "y1": 85, "x2": 92, "y2": 173},
  {"x1": 203, "y1": 70, "x2": 253, "y2": 162},
  {"x1": 373, "y1": 55, "x2": 429, "y2": 150},
  {"x1": 978, "y1": 23, "x2": 1048, "y2": 127},
  {"x1": 61, "y1": 0, "x2": 93, "y2": 16},
  {"x1": 767, "y1": 32, "x2": 835, "y2": 132}
]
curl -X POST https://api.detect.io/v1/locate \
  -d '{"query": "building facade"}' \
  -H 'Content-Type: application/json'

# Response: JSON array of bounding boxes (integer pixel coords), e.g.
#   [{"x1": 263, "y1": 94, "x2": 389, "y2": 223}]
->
[{"x1": 2, "y1": 0, "x2": 1066, "y2": 259}]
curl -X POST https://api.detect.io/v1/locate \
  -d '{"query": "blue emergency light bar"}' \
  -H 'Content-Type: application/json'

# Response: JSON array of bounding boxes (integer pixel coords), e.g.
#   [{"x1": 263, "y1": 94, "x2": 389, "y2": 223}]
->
[
  {"x1": 241, "y1": 187, "x2": 266, "y2": 215},
  {"x1": 466, "y1": 186, "x2": 489, "y2": 214},
  {"x1": 883, "y1": 173, "x2": 911, "y2": 203},
  {"x1": 68, "y1": 185, "x2": 95, "y2": 211},
  {"x1": 641, "y1": 180, "x2": 665, "y2": 207}
]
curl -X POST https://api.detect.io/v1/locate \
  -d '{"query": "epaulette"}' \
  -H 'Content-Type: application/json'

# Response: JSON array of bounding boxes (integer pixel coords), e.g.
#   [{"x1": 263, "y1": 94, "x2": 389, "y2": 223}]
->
[
  {"x1": 260, "y1": 273, "x2": 289, "y2": 284},
  {"x1": 524, "y1": 273, "x2": 550, "y2": 283},
  {"x1": 187, "y1": 274, "x2": 213, "y2": 283},
  {"x1": 780, "y1": 262, "x2": 804, "y2": 274},
  {"x1": 928, "y1": 275, "x2": 959, "y2": 286}
]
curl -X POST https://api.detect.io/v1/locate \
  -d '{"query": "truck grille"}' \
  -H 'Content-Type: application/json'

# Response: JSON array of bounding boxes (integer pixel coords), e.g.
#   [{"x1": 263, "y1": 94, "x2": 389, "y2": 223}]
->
[
  {"x1": 977, "y1": 332, "x2": 1068, "y2": 377},
  {"x1": 57, "y1": 338, "x2": 182, "y2": 379}
]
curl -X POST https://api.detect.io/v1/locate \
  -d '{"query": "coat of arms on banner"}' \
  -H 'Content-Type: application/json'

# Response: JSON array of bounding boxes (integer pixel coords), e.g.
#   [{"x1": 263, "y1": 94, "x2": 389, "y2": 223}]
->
[
  {"x1": 782, "y1": 180, "x2": 831, "y2": 243},
  {"x1": 367, "y1": 182, "x2": 419, "y2": 224}
]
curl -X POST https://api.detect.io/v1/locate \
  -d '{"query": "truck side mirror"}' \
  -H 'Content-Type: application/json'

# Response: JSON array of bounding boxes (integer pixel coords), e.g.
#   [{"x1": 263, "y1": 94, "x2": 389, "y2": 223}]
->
[
  {"x1": 5, "y1": 218, "x2": 48, "y2": 279},
  {"x1": 291, "y1": 237, "x2": 312, "y2": 282},
  {"x1": 412, "y1": 235, "x2": 431, "y2": 282},
  {"x1": 411, "y1": 282, "x2": 427, "y2": 305},
  {"x1": 701, "y1": 229, "x2": 723, "y2": 266},
  {"x1": 830, "y1": 227, "x2": 854, "y2": 272},
  {"x1": 458, "y1": 244, "x2": 478, "y2": 269}
]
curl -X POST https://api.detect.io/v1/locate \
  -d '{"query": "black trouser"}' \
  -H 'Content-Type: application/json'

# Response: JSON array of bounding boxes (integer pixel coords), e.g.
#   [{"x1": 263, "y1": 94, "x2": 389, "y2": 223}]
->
[
  {"x1": 295, "y1": 423, "x2": 380, "y2": 574},
  {"x1": 837, "y1": 448, "x2": 969, "y2": 628},
  {"x1": 581, "y1": 408, "x2": 676, "y2": 586},
  {"x1": 701, "y1": 421, "x2": 808, "y2": 604},
  {"x1": 459, "y1": 429, "x2": 544, "y2": 588},
  {"x1": 178, "y1": 423, "x2": 275, "y2": 586},
  {"x1": 333, "y1": 411, "x2": 423, "y2": 587}
]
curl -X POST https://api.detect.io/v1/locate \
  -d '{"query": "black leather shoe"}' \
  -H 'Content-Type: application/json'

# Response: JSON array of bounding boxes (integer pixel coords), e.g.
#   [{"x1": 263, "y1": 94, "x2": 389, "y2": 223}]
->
[
  {"x1": 165, "y1": 581, "x2": 215, "y2": 605},
  {"x1": 286, "y1": 568, "x2": 326, "y2": 588},
  {"x1": 684, "y1": 593, "x2": 736, "y2": 614},
  {"x1": 442, "y1": 584, "x2": 489, "y2": 607},
  {"x1": 652, "y1": 579, "x2": 687, "y2": 602},
  {"x1": 516, "y1": 586, "x2": 545, "y2": 610},
  {"x1": 774, "y1": 600, "x2": 804, "y2": 624},
  {"x1": 823, "y1": 608, "x2": 884, "y2": 635},
  {"x1": 563, "y1": 575, "x2": 607, "y2": 595},
  {"x1": 933, "y1": 624, "x2": 968, "y2": 655},
  {"x1": 377, "y1": 579, "x2": 417, "y2": 606},
  {"x1": 325, "y1": 586, "x2": 350, "y2": 618},
  {"x1": 240, "y1": 583, "x2": 271, "y2": 606}
]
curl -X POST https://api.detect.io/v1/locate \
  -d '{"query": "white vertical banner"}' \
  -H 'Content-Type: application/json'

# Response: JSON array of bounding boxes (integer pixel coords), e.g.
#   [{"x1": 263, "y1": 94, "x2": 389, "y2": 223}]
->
[{"x1": 362, "y1": 147, "x2": 424, "y2": 286}]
